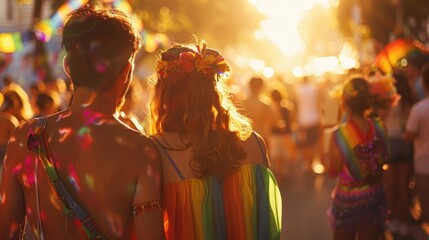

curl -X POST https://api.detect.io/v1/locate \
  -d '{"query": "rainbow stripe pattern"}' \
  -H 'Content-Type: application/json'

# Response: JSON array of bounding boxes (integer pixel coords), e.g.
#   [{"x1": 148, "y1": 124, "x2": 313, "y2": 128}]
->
[
  {"x1": 333, "y1": 118, "x2": 387, "y2": 180},
  {"x1": 163, "y1": 164, "x2": 282, "y2": 240},
  {"x1": 375, "y1": 38, "x2": 429, "y2": 73}
]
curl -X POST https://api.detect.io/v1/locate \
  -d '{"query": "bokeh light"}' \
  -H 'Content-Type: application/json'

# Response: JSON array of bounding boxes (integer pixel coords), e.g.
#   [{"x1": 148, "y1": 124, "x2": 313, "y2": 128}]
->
[
  {"x1": 262, "y1": 66, "x2": 275, "y2": 78},
  {"x1": 292, "y1": 67, "x2": 304, "y2": 78},
  {"x1": 250, "y1": 0, "x2": 335, "y2": 57}
]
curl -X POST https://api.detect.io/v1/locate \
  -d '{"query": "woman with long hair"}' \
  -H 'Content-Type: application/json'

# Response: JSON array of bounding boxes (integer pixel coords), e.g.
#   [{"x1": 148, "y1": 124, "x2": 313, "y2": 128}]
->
[{"x1": 148, "y1": 41, "x2": 282, "y2": 239}]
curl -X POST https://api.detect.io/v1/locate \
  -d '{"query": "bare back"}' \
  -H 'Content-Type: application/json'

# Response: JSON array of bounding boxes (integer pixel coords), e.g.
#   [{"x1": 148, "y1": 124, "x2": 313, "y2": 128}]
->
[
  {"x1": 153, "y1": 132, "x2": 270, "y2": 185},
  {"x1": 0, "y1": 109, "x2": 163, "y2": 239}
]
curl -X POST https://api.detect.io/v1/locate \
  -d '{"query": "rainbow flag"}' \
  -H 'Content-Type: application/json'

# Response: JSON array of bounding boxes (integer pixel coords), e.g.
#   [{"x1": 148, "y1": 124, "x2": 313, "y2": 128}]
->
[{"x1": 375, "y1": 38, "x2": 429, "y2": 73}]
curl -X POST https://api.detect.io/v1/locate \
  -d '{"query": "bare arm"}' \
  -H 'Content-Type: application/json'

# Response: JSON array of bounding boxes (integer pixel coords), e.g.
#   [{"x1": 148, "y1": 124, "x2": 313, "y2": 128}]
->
[
  {"x1": 326, "y1": 133, "x2": 342, "y2": 178},
  {"x1": 132, "y1": 142, "x2": 165, "y2": 240},
  {"x1": 0, "y1": 130, "x2": 26, "y2": 239},
  {"x1": 404, "y1": 105, "x2": 418, "y2": 142},
  {"x1": 403, "y1": 131, "x2": 417, "y2": 141}
]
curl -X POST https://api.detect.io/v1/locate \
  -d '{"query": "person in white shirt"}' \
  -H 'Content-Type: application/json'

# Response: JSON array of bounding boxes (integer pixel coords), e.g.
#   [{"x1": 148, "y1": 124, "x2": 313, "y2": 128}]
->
[
  {"x1": 405, "y1": 62, "x2": 429, "y2": 227},
  {"x1": 293, "y1": 76, "x2": 322, "y2": 172}
]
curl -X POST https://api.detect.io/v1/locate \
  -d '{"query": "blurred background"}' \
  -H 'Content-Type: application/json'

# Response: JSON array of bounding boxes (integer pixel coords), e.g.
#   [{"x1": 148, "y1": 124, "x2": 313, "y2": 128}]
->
[
  {"x1": 1, "y1": 0, "x2": 428, "y2": 88},
  {"x1": 1, "y1": 0, "x2": 429, "y2": 239}
]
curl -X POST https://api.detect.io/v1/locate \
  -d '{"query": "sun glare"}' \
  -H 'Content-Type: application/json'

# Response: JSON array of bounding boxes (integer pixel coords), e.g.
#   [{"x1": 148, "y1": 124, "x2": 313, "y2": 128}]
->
[{"x1": 250, "y1": 0, "x2": 336, "y2": 57}]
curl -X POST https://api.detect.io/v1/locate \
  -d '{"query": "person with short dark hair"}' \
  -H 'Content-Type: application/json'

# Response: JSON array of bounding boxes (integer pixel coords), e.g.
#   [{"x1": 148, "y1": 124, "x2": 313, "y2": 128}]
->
[
  {"x1": 243, "y1": 76, "x2": 275, "y2": 147},
  {"x1": 0, "y1": 3, "x2": 164, "y2": 239},
  {"x1": 402, "y1": 53, "x2": 429, "y2": 101},
  {"x1": 34, "y1": 90, "x2": 61, "y2": 117}
]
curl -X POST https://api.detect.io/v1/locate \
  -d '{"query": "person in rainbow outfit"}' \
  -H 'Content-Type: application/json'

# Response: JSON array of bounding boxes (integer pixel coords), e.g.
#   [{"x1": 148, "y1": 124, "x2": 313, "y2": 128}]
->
[
  {"x1": 325, "y1": 75, "x2": 391, "y2": 240},
  {"x1": 148, "y1": 40, "x2": 282, "y2": 240}
]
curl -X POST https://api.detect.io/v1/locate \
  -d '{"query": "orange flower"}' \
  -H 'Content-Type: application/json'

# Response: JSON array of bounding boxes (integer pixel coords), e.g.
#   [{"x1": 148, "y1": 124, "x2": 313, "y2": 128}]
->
[{"x1": 178, "y1": 52, "x2": 195, "y2": 73}]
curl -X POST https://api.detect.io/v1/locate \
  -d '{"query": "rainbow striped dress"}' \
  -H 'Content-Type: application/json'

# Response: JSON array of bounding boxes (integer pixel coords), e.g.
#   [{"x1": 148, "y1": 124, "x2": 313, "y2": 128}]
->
[
  {"x1": 328, "y1": 118, "x2": 388, "y2": 231},
  {"x1": 157, "y1": 134, "x2": 282, "y2": 240}
]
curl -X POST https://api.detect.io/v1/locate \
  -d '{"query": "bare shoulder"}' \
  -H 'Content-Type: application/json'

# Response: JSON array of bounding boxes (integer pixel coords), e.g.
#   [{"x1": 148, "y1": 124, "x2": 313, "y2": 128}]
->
[
  {"x1": 241, "y1": 132, "x2": 269, "y2": 167},
  {"x1": 2, "y1": 118, "x2": 37, "y2": 186},
  {"x1": 107, "y1": 125, "x2": 161, "y2": 167},
  {"x1": 6, "y1": 118, "x2": 36, "y2": 153}
]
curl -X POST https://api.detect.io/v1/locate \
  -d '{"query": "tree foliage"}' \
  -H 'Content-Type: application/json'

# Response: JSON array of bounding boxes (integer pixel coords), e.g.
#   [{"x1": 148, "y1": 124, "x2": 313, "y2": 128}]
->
[{"x1": 337, "y1": 0, "x2": 428, "y2": 46}]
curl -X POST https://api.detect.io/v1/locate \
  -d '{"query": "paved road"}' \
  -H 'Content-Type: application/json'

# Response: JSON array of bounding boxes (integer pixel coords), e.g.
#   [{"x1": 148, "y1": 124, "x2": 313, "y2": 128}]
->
[
  {"x1": 275, "y1": 160, "x2": 429, "y2": 240},
  {"x1": 276, "y1": 161, "x2": 336, "y2": 240}
]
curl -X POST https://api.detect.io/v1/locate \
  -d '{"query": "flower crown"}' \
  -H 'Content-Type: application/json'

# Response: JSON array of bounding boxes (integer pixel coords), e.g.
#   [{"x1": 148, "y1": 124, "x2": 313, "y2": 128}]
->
[
  {"x1": 329, "y1": 72, "x2": 400, "y2": 110},
  {"x1": 156, "y1": 43, "x2": 230, "y2": 79},
  {"x1": 368, "y1": 72, "x2": 400, "y2": 109}
]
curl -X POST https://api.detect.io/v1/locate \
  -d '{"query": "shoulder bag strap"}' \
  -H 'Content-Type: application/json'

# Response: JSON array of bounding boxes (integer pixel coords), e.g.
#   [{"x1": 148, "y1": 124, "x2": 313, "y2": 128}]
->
[{"x1": 28, "y1": 117, "x2": 106, "y2": 239}]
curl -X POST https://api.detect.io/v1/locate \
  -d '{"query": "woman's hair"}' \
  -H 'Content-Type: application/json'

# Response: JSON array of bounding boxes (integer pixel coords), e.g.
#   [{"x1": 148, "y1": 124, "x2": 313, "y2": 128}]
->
[
  {"x1": 342, "y1": 76, "x2": 372, "y2": 115},
  {"x1": 149, "y1": 41, "x2": 252, "y2": 178},
  {"x1": 62, "y1": 3, "x2": 142, "y2": 90}
]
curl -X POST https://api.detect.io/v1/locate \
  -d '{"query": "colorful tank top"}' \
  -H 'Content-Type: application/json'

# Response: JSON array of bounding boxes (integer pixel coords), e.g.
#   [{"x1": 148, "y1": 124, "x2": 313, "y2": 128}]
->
[
  {"x1": 154, "y1": 133, "x2": 282, "y2": 240},
  {"x1": 329, "y1": 118, "x2": 388, "y2": 230},
  {"x1": 333, "y1": 118, "x2": 388, "y2": 186}
]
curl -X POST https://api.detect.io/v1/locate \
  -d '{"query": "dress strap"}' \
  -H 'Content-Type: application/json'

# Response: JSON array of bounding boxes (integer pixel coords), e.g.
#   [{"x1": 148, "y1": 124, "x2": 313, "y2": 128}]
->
[
  {"x1": 252, "y1": 132, "x2": 269, "y2": 166},
  {"x1": 151, "y1": 137, "x2": 185, "y2": 180}
]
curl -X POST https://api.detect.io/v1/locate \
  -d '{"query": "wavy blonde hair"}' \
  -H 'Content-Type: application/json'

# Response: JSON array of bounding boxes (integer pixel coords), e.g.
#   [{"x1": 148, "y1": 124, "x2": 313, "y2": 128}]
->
[{"x1": 149, "y1": 42, "x2": 252, "y2": 178}]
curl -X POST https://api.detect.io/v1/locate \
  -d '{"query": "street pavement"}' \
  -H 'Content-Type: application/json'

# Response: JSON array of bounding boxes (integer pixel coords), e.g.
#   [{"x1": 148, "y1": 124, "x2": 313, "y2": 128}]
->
[
  {"x1": 276, "y1": 161, "x2": 336, "y2": 240},
  {"x1": 275, "y1": 160, "x2": 429, "y2": 240}
]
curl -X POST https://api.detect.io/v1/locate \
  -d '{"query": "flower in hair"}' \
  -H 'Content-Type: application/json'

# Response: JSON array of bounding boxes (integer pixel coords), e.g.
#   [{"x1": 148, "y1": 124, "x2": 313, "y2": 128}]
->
[
  {"x1": 156, "y1": 43, "x2": 230, "y2": 79},
  {"x1": 156, "y1": 61, "x2": 170, "y2": 78},
  {"x1": 368, "y1": 72, "x2": 400, "y2": 109},
  {"x1": 178, "y1": 52, "x2": 195, "y2": 72}
]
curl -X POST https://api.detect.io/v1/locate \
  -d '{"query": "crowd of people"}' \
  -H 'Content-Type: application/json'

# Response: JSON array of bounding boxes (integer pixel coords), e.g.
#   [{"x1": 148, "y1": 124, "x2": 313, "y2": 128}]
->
[
  {"x1": 0, "y1": 3, "x2": 281, "y2": 239},
  {"x1": 0, "y1": 2, "x2": 429, "y2": 240}
]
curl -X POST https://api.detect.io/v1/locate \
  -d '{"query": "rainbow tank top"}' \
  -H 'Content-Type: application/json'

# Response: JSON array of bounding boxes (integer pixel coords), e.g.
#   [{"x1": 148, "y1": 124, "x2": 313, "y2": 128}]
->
[{"x1": 155, "y1": 133, "x2": 282, "y2": 240}]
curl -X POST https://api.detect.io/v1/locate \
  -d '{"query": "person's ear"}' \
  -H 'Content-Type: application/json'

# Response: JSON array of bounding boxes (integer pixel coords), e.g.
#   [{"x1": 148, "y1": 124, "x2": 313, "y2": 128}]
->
[{"x1": 63, "y1": 55, "x2": 71, "y2": 78}]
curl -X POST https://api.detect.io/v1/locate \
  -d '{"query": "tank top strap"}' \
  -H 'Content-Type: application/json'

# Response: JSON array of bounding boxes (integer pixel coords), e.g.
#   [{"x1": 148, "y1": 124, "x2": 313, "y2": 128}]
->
[
  {"x1": 370, "y1": 117, "x2": 390, "y2": 162},
  {"x1": 151, "y1": 136, "x2": 185, "y2": 180},
  {"x1": 252, "y1": 132, "x2": 269, "y2": 166}
]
